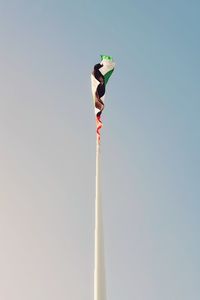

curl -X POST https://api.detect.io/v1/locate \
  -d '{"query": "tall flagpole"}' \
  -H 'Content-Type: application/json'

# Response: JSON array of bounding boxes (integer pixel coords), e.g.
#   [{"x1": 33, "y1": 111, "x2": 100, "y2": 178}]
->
[
  {"x1": 94, "y1": 135, "x2": 106, "y2": 300},
  {"x1": 91, "y1": 55, "x2": 115, "y2": 300}
]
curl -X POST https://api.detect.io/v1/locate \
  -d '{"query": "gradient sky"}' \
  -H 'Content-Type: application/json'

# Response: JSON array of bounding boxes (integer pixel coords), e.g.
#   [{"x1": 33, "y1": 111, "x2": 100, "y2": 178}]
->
[{"x1": 0, "y1": 1, "x2": 200, "y2": 299}]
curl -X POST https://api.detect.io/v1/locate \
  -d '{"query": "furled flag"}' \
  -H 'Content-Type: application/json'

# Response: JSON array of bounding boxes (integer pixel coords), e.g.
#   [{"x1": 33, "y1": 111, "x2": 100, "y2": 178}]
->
[{"x1": 91, "y1": 55, "x2": 115, "y2": 143}]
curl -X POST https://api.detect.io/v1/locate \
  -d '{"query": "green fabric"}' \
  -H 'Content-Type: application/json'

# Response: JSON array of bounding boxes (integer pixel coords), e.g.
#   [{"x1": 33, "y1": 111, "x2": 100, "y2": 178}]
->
[
  {"x1": 104, "y1": 69, "x2": 114, "y2": 85},
  {"x1": 100, "y1": 55, "x2": 113, "y2": 61}
]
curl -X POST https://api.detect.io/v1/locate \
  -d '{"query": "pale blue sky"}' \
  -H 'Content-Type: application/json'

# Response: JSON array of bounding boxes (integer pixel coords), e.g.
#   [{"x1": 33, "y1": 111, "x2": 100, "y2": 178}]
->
[{"x1": 0, "y1": 1, "x2": 199, "y2": 299}]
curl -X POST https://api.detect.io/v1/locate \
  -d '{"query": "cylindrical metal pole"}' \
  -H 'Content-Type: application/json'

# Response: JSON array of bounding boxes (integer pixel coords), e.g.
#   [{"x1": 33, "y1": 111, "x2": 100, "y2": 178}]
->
[{"x1": 94, "y1": 135, "x2": 106, "y2": 300}]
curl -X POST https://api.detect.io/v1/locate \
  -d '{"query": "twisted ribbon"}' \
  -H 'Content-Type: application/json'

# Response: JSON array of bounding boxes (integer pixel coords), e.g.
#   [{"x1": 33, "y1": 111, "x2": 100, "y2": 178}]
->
[{"x1": 92, "y1": 63, "x2": 106, "y2": 143}]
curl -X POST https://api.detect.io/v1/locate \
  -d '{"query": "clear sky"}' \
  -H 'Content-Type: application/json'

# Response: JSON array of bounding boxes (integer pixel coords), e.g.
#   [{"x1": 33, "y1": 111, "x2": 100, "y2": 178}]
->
[{"x1": 0, "y1": 1, "x2": 200, "y2": 299}]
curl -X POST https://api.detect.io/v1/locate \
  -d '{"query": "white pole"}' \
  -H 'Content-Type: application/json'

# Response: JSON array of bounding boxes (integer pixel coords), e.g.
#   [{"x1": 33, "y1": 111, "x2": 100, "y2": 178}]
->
[{"x1": 94, "y1": 135, "x2": 106, "y2": 300}]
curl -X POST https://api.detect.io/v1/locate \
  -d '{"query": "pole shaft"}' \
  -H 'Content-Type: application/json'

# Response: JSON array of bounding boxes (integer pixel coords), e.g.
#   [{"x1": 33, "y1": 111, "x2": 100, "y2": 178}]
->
[{"x1": 94, "y1": 135, "x2": 106, "y2": 300}]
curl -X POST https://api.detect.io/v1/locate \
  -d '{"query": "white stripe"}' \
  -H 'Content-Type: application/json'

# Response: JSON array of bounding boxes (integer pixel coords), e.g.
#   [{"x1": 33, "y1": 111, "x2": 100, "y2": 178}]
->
[{"x1": 100, "y1": 59, "x2": 115, "y2": 76}]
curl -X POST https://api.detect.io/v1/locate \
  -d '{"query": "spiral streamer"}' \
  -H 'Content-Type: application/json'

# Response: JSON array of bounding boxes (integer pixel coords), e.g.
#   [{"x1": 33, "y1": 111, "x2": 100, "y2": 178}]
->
[{"x1": 91, "y1": 56, "x2": 115, "y2": 143}]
